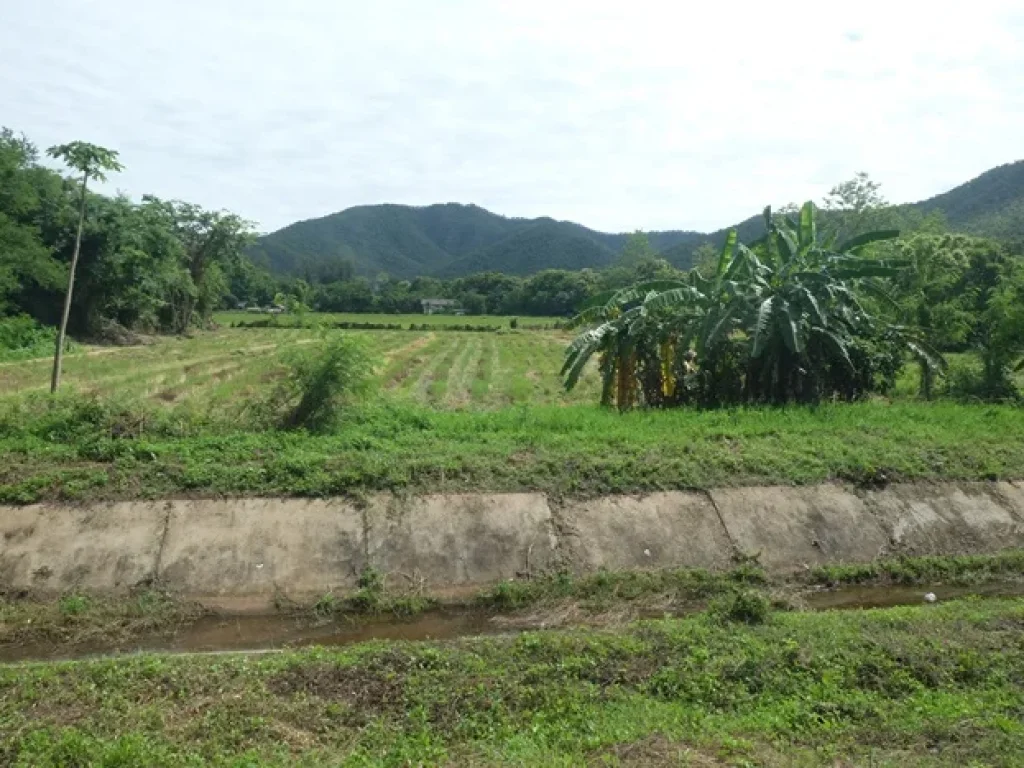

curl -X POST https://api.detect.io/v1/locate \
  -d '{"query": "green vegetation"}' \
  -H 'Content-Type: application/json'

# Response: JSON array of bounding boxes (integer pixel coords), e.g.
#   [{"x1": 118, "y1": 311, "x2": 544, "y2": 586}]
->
[
  {"x1": 215, "y1": 311, "x2": 560, "y2": 329},
  {"x1": 44, "y1": 141, "x2": 125, "y2": 393},
  {"x1": 0, "y1": 327, "x2": 599, "y2": 410},
  {"x1": 809, "y1": 550, "x2": 1024, "y2": 587},
  {"x1": 247, "y1": 201, "x2": 702, "y2": 279},
  {"x1": 479, "y1": 564, "x2": 767, "y2": 611},
  {"x1": 3, "y1": 599, "x2": 1024, "y2": 765},
  {"x1": 565, "y1": 203, "x2": 935, "y2": 408},
  {"x1": 274, "y1": 335, "x2": 377, "y2": 431},
  {"x1": 251, "y1": 162, "x2": 1024, "y2": 281},
  {"x1": 0, "y1": 128, "x2": 257, "y2": 343},
  {"x1": 0, "y1": 387, "x2": 1022, "y2": 502},
  {"x1": 567, "y1": 203, "x2": 1024, "y2": 408},
  {"x1": 0, "y1": 316, "x2": 74, "y2": 362}
]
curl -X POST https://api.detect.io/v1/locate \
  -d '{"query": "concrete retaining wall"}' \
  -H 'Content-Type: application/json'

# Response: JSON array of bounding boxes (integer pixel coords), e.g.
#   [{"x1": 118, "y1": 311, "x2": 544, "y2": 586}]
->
[{"x1": 3, "y1": 482, "x2": 1023, "y2": 609}]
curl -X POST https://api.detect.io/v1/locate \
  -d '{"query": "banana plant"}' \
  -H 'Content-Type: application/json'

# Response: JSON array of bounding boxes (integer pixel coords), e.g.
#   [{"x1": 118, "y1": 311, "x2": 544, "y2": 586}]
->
[{"x1": 564, "y1": 201, "x2": 945, "y2": 408}]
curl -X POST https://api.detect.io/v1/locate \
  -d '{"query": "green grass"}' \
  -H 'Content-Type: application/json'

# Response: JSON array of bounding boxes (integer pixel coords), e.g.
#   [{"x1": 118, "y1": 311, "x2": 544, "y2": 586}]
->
[
  {"x1": 7, "y1": 552, "x2": 1024, "y2": 655},
  {"x1": 3, "y1": 598, "x2": 1024, "y2": 765},
  {"x1": 809, "y1": 550, "x2": 1024, "y2": 586},
  {"x1": 478, "y1": 563, "x2": 768, "y2": 611},
  {"x1": 0, "y1": 398, "x2": 1021, "y2": 503},
  {"x1": 0, "y1": 590, "x2": 203, "y2": 648},
  {"x1": 0, "y1": 328, "x2": 1021, "y2": 502}
]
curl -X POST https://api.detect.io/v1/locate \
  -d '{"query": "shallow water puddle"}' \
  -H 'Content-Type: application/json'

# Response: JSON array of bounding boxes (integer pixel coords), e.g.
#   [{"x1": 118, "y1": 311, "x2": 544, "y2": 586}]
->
[
  {"x1": 801, "y1": 580, "x2": 1024, "y2": 610},
  {"x1": 3, "y1": 581, "x2": 1023, "y2": 664}
]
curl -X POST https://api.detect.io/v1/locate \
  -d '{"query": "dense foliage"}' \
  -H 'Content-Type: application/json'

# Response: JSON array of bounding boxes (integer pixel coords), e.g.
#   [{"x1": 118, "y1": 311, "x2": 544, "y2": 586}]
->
[
  {"x1": 0, "y1": 128, "x2": 257, "y2": 338},
  {"x1": 565, "y1": 201, "x2": 1024, "y2": 407},
  {"x1": 3, "y1": 124, "x2": 1022, "y2": 355}
]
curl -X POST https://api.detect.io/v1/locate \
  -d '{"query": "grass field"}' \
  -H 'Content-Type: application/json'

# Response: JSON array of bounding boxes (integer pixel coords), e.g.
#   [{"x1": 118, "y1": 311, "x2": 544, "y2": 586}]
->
[
  {"x1": 3, "y1": 598, "x2": 1024, "y2": 766},
  {"x1": 0, "y1": 326, "x2": 601, "y2": 410},
  {"x1": 0, "y1": 321, "x2": 1023, "y2": 502}
]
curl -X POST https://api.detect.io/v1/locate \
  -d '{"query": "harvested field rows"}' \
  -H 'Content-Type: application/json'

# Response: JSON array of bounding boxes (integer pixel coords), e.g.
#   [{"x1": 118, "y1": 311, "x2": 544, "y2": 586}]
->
[{"x1": 0, "y1": 328, "x2": 600, "y2": 409}]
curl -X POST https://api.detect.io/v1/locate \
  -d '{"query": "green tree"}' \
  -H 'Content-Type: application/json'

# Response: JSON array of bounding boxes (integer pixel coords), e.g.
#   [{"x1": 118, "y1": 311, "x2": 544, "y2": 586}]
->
[
  {"x1": 619, "y1": 231, "x2": 656, "y2": 265},
  {"x1": 45, "y1": 141, "x2": 123, "y2": 392},
  {"x1": 144, "y1": 198, "x2": 255, "y2": 331},
  {"x1": 982, "y1": 259, "x2": 1024, "y2": 397}
]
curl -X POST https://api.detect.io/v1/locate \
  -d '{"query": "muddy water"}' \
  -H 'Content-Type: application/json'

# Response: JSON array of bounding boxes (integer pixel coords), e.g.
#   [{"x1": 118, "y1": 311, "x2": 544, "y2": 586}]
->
[
  {"x1": 801, "y1": 580, "x2": 1024, "y2": 610},
  {"x1": 0, "y1": 610, "x2": 497, "y2": 664},
  {"x1": 4, "y1": 582, "x2": 1023, "y2": 664}
]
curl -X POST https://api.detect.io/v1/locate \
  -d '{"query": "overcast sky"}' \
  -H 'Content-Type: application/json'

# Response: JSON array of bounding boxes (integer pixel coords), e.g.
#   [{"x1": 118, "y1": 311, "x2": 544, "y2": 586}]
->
[{"x1": 3, "y1": 1, "x2": 1022, "y2": 234}]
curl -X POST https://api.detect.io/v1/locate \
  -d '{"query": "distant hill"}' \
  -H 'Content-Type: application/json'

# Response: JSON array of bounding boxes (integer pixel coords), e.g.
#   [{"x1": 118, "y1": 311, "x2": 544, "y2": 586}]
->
[
  {"x1": 909, "y1": 161, "x2": 1024, "y2": 241},
  {"x1": 251, "y1": 160, "x2": 1024, "y2": 278}
]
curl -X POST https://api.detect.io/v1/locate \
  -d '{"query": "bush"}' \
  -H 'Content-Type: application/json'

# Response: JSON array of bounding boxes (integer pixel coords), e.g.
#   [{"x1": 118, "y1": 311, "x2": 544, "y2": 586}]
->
[
  {"x1": 943, "y1": 356, "x2": 988, "y2": 401},
  {"x1": 0, "y1": 315, "x2": 72, "y2": 362},
  {"x1": 277, "y1": 334, "x2": 377, "y2": 432},
  {"x1": 708, "y1": 589, "x2": 771, "y2": 625}
]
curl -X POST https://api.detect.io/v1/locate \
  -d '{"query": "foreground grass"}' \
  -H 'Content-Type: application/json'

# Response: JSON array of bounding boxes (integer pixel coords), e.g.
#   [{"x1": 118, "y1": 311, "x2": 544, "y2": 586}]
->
[
  {"x1": 0, "y1": 400, "x2": 1022, "y2": 502},
  {"x1": 3, "y1": 599, "x2": 1024, "y2": 766}
]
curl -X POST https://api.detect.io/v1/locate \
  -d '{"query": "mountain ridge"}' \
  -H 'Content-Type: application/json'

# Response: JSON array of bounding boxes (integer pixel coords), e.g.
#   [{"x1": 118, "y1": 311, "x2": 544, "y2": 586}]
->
[{"x1": 250, "y1": 160, "x2": 1024, "y2": 278}]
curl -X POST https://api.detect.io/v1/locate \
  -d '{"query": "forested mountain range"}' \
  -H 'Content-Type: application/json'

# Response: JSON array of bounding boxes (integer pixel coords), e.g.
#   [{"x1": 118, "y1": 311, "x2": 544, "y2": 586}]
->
[{"x1": 250, "y1": 160, "x2": 1024, "y2": 279}]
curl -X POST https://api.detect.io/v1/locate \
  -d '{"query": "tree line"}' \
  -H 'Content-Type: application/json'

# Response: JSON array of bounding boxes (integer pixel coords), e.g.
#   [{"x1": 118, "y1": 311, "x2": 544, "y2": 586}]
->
[{"x1": 1, "y1": 128, "x2": 260, "y2": 341}]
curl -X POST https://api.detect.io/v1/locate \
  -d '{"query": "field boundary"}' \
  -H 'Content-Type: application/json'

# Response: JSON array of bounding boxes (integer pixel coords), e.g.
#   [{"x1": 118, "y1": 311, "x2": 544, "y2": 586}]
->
[{"x1": 3, "y1": 482, "x2": 1024, "y2": 608}]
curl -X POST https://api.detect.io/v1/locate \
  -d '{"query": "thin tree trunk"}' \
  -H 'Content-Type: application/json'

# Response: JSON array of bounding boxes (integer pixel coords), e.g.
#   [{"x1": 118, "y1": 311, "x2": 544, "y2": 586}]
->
[{"x1": 50, "y1": 172, "x2": 89, "y2": 393}]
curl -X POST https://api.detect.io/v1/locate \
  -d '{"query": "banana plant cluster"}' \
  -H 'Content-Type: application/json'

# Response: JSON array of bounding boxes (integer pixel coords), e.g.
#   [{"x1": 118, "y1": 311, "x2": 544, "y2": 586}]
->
[{"x1": 562, "y1": 202, "x2": 944, "y2": 409}]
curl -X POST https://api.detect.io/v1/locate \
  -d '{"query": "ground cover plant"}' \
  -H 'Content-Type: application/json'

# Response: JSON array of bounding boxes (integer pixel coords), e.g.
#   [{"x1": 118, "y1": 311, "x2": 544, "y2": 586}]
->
[{"x1": 3, "y1": 598, "x2": 1024, "y2": 766}]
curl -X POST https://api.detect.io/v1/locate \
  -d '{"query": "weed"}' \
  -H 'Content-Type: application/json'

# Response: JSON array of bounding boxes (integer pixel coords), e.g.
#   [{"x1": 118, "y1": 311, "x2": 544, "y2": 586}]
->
[
  {"x1": 57, "y1": 594, "x2": 89, "y2": 617},
  {"x1": 708, "y1": 589, "x2": 772, "y2": 624}
]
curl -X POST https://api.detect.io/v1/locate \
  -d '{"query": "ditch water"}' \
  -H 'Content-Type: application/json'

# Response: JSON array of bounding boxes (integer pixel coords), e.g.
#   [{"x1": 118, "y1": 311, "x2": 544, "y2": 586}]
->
[{"x1": 4, "y1": 581, "x2": 1024, "y2": 665}]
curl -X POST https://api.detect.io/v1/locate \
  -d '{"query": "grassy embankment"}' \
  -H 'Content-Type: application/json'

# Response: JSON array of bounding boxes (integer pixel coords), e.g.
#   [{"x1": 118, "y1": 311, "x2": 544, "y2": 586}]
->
[
  {"x1": 0, "y1": 398, "x2": 1021, "y2": 504},
  {"x1": 3, "y1": 597, "x2": 1024, "y2": 766}
]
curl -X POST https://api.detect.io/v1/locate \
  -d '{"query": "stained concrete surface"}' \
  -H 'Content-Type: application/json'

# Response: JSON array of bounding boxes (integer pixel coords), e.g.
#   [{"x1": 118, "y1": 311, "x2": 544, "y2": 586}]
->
[
  {"x1": 557, "y1": 492, "x2": 733, "y2": 572},
  {"x1": 0, "y1": 502, "x2": 165, "y2": 592},
  {"x1": 3, "y1": 483, "x2": 1023, "y2": 603},
  {"x1": 711, "y1": 485, "x2": 891, "y2": 572},
  {"x1": 158, "y1": 499, "x2": 365, "y2": 606},
  {"x1": 365, "y1": 493, "x2": 557, "y2": 595}
]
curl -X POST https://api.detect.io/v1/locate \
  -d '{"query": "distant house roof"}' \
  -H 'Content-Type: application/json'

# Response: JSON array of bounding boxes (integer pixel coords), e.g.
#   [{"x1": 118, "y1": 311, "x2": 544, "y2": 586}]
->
[{"x1": 421, "y1": 298, "x2": 458, "y2": 307}]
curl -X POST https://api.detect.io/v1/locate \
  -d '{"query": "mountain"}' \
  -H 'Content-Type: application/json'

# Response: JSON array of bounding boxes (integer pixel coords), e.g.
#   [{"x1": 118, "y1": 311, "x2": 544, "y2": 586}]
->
[
  {"x1": 435, "y1": 219, "x2": 617, "y2": 277},
  {"x1": 251, "y1": 160, "x2": 1024, "y2": 278},
  {"x1": 909, "y1": 161, "x2": 1024, "y2": 241}
]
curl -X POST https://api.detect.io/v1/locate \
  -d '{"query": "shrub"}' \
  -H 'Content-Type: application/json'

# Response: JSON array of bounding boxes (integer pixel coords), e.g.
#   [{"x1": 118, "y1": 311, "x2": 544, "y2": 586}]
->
[
  {"x1": 709, "y1": 589, "x2": 771, "y2": 625},
  {"x1": 0, "y1": 315, "x2": 72, "y2": 361},
  {"x1": 277, "y1": 334, "x2": 377, "y2": 432}
]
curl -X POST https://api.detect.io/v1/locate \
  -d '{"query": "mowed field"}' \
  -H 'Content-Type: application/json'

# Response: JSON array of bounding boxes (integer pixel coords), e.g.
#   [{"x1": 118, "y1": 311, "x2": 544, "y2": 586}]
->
[{"x1": 0, "y1": 323, "x2": 601, "y2": 409}]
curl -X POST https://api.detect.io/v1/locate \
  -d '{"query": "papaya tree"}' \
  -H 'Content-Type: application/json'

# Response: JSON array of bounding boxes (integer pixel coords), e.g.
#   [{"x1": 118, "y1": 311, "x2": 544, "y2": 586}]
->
[{"x1": 46, "y1": 141, "x2": 123, "y2": 393}]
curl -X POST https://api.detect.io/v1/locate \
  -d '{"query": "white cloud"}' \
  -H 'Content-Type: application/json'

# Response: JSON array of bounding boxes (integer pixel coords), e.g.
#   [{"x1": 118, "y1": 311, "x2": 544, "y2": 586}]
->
[{"x1": 2, "y1": 0, "x2": 1021, "y2": 233}]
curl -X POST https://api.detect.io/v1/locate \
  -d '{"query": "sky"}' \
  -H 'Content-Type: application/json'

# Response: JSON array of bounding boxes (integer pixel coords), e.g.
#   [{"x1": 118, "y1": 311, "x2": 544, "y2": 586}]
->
[{"x1": 2, "y1": 0, "x2": 1023, "y2": 235}]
